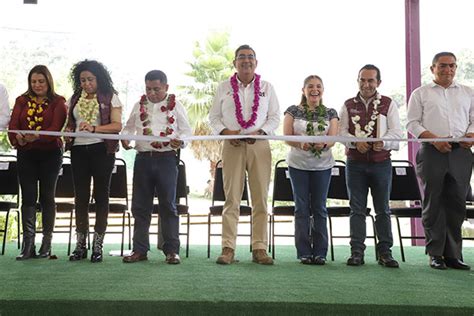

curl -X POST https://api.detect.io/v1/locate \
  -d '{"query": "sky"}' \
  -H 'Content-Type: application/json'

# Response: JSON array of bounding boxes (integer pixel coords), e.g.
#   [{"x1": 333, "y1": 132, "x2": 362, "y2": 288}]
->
[{"x1": 1, "y1": 0, "x2": 472, "y2": 113}]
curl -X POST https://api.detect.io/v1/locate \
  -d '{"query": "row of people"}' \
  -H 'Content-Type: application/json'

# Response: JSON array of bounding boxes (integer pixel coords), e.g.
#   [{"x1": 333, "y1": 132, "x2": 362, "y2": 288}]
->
[
  {"x1": 1, "y1": 47, "x2": 472, "y2": 270},
  {"x1": 208, "y1": 46, "x2": 472, "y2": 270}
]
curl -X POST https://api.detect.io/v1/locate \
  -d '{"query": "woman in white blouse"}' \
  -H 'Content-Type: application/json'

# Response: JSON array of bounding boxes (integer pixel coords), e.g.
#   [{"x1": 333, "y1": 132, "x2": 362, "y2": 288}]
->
[
  {"x1": 65, "y1": 60, "x2": 122, "y2": 263},
  {"x1": 283, "y1": 75, "x2": 339, "y2": 265}
]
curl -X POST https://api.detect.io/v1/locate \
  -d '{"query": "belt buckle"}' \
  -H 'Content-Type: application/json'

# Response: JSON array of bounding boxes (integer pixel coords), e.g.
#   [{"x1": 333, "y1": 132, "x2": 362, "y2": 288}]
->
[{"x1": 449, "y1": 142, "x2": 460, "y2": 149}]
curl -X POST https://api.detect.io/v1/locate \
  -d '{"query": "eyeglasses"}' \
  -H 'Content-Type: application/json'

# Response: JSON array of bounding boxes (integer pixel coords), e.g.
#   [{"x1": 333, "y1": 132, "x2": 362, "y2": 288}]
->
[
  {"x1": 436, "y1": 63, "x2": 457, "y2": 69},
  {"x1": 236, "y1": 54, "x2": 255, "y2": 60}
]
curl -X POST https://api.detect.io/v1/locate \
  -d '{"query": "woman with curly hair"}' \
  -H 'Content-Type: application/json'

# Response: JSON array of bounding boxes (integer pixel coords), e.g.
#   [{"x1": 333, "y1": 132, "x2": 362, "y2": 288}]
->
[
  {"x1": 65, "y1": 60, "x2": 122, "y2": 263},
  {"x1": 8, "y1": 65, "x2": 67, "y2": 260}
]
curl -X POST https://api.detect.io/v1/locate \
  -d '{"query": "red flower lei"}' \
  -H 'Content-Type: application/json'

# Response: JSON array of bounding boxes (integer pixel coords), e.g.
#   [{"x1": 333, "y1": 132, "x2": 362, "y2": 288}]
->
[
  {"x1": 230, "y1": 72, "x2": 261, "y2": 129},
  {"x1": 139, "y1": 94, "x2": 176, "y2": 149}
]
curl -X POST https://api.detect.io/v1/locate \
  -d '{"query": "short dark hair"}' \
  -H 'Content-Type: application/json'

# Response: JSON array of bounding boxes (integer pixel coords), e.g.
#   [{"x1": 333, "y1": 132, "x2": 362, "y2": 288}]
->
[
  {"x1": 234, "y1": 44, "x2": 256, "y2": 59},
  {"x1": 70, "y1": 59, "x2": 117, "y2": 95},
  {"x1": 145, "y1": 70, "x2": 167, "y2": 84},
  {"x1": 358, "y1": 64, "x2": 381, "y2": 82},
  {"x1": 432, "y1": 52, "x2": 457, "y2": 65},
  {"x1": 25, "y1": 65, "x2": 59, "y2": 100}
]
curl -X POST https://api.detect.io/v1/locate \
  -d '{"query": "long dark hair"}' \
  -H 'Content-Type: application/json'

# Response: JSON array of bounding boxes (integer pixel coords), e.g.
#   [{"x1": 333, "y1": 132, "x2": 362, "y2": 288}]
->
[
  {"x1": 70, "y1": 59, "x2": 117, "y2": 95},
  {"x1": 299, "y1": 75, "x2": 324, "y2": 106},
  {"x1": 24, "y1": 65, "x2": 59, "y2": 100}
]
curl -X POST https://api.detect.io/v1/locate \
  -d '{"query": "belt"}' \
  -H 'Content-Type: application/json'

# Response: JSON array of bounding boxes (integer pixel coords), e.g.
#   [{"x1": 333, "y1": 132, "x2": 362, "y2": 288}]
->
[
  {"x1": 449, "y1": 142, "x2": 460, "y2": 149},
  {"x1": 423, "y1": 142, "x2": 460, "y2": 149},
  {"x1": 137, "y1": 151, "x2": 177, "y2": 157}
]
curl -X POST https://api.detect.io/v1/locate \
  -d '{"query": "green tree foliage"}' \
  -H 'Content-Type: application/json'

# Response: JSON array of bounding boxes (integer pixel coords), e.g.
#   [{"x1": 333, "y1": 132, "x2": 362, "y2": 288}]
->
[{"x1": 178, "y1": 31, "x2": 235, "y2": 163}]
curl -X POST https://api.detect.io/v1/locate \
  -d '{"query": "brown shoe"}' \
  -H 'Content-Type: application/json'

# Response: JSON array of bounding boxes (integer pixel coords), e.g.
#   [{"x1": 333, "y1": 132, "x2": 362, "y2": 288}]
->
[
  {"x1": 252, "y1": 249, "x2": 274, "y2": 265},
  {"x1": 123, "y1": 251, "x2": 147, "y2": 263},
  {"x1": 165, "y1": 253, "x2": 181, "y2": 264},
  {"x1": 216, "y1": 247, "x2": 235, "y2": 265}
]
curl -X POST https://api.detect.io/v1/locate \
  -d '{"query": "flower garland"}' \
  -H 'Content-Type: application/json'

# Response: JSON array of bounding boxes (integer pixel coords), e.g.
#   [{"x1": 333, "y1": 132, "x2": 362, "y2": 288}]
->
[
  {"x1": 76, "y1": 90, "x2": 99, "y2": 125},
  {"x1": 351, "y1": 93, "x2": 381, "y2": 137},
  {"x1": 26, "y1": 95, "x2": 47, "y2": 130},
  {"x1": 139, "y1": 94, "x2": 175, "y2": 149},
  {"x1": 302, "y1": 103, "x2": 327, "y2": 158},
  {"x1": 230, "y1": 72, "x2": 260, "y2": 129}
]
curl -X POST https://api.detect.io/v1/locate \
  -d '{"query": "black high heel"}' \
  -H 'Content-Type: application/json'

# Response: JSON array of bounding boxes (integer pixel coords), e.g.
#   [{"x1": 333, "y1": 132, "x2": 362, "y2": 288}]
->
[
  {"x1": 38, "y1": 233, "x2": 52, "y2": 258},
  {"x1": 16, "y1": 240, "x2": 37, "y2": 260}
]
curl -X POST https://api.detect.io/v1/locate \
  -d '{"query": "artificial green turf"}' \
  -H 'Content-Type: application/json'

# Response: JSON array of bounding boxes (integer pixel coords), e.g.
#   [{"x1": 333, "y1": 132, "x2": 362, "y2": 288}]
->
[{"x1": 0, "y1": 243, "x2": 473, "y2": 315}]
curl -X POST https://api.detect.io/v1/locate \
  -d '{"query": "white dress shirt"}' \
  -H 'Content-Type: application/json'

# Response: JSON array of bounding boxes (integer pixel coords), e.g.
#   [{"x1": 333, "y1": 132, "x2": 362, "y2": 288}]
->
[
  {"x1": 209, "y1": 76, "x2": 280, "y2": 135},
  {"x1": 339, "y1": 93, "x2": 402, "y2": 150},
  {"x1": 0, "y1": 84, "x2": 10, "y2": 129},
  {"x1": 407, "y1": 81, "x2": 474, "y2": 138},
  {"x1": 122, "y1": 95, "x2": 192, "y2": 152}
]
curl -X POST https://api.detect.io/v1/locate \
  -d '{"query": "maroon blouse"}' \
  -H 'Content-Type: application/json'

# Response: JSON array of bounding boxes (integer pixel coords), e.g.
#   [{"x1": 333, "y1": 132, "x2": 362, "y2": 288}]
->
[{"x1": 8, "y1": 95, "x2": 67, "y2": 150}]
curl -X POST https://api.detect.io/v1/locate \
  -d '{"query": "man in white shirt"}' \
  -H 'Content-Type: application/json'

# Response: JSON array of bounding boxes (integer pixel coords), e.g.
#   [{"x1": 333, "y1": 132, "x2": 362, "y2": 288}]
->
[
  {"x1": 209, "y1": 44, "x2": 280, "y2": 265},
  {"x1": 121, "y1": 70, "x2": 192, "y2": 265},
  {"x1": 407, "y1": 52, "x2": 474, "y2": 270},
  {"x1": 339, "y1": 64, "x2": 402, "y2": 268},
  {"x1": 0, "y1": 83, "x2": 10, "y2": 129}
]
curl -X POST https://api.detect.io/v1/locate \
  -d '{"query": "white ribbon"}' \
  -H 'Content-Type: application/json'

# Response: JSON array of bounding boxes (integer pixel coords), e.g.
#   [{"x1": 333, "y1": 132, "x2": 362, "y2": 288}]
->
[{"x1": 2, "y1": 129, "x2": 473, "y2": 143}]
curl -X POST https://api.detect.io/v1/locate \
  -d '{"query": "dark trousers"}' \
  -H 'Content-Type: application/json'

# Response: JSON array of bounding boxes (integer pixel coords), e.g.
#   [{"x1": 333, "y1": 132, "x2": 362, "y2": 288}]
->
[
  {"x1": 131, "y1": 152, "x2": 179, "y2": 255},
  {"x1": 416, "y1": 144, "x2": 472, "y2": 258},
  {"x1": 17, "y1": 148, "x2": 63, "y2": 237},
  {"x1": 71, "y1": 143, "x2": 115, "y2": 234}
]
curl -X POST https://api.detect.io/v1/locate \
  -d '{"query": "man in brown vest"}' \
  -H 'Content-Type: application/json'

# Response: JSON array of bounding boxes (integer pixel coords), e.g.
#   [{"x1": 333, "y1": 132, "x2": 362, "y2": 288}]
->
[{"x1": 339, "y1": 64, "x2": 402, "y2": 268}]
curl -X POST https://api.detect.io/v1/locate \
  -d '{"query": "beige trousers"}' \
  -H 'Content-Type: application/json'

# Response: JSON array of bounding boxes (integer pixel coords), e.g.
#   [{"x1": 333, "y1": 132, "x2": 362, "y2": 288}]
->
[{"x1": 221, "y1": 140, "x2": 272, "y2": 250}]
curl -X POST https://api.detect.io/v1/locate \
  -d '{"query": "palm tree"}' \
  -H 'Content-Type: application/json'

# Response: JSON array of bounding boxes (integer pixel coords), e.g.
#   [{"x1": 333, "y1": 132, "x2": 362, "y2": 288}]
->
[{"x1": 178, "y1": 31, "x2": 235, "y2": 190}]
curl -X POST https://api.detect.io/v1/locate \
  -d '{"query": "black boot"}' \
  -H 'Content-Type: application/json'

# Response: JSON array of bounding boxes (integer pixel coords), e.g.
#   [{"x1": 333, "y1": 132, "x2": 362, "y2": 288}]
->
[
  {"x1": 69, "y1": 232, "x2": 88, "y2": 261},
  {"x1": 91, "y1": 232, "x2": 105, "y2": 263},
  {"x1": 16, "y1": 238, "x2": 36, "y2": 260},
  {"x1": 16, "y1": 206, "x2": 37, "y2": 260},
  {"x1": 38, "y1": 233, "x2": 52, "y2": 258},
  {"x1": 38, "y1": 205, "x2": 56, "y2": 258}
]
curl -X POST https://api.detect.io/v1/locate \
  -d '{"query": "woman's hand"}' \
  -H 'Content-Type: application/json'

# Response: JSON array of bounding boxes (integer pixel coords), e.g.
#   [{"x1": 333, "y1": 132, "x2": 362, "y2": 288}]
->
[
  {"x1": 312, "y1": 142, "x2": 326, "y2": 150},
  {"x1": 79, "y1": 122, "x2": 95, "y2": 133},
  {"x1": 24, "y1": 133, "x2": 39, "y2": 143},
  {"x1": 15, "y1": 133, "x2": 26, "y2": 146},
  {"x1": 300, "y1": 142, "x2": 312, "y2": 151}
]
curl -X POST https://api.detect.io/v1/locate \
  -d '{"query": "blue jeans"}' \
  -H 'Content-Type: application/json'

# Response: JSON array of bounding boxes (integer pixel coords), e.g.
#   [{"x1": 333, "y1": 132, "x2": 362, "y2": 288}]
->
[
  {"x1": 346, "y1": 159, "x2": 393, "y2": 255},
  {"x1": 131, "y1": 152, "x2": 179, "y2": 255},
  {"x1": 289, "y1": 166, "x2": 331, "y2": 259}
]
